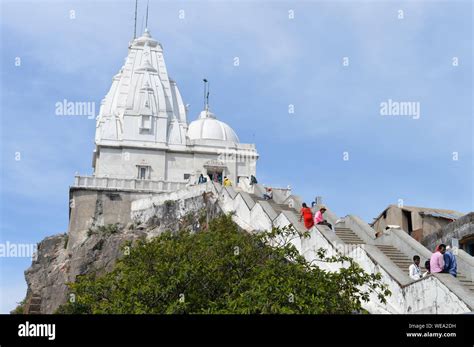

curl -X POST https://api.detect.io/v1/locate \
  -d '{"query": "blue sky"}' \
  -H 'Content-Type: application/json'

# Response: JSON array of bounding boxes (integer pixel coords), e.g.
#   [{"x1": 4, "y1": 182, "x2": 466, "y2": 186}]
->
[{"x1": 0, "y1": 0, "x2": 472, "y2": 313}]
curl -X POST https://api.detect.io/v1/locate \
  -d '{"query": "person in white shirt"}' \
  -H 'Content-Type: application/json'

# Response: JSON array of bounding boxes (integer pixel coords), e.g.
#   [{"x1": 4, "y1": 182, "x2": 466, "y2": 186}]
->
[{"x1": 409, "y1": 255, "x2": 422, "y2": 280}]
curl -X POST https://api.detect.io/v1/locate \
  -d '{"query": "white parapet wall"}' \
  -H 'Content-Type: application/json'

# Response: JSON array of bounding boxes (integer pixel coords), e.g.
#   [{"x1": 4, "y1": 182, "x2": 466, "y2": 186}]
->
[
  {"x1": 74, "y1": 175, "x2": 189, "y2": 193},
  {"x1": 131, "y1": 181, "x2": 219, "y2": 224}
]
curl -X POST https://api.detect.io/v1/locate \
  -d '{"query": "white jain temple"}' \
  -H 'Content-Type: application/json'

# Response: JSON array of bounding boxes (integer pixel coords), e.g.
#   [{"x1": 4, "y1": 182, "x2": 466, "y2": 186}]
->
[
  {"x1": 75, "y1": 29, "x2": 258, "y2": 192},
  {"x1": 66, "y1": 28, "x2": 474, "y2": 315}
]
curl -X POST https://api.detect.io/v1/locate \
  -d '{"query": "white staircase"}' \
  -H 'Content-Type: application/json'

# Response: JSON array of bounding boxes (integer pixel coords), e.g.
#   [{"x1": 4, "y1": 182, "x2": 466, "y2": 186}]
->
[{"x1": 131, "y1": 182, "x2": 474, "y2": 314}]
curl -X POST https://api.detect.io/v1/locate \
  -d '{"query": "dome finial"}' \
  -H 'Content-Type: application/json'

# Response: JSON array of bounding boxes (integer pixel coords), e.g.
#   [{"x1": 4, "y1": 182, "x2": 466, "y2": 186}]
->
[
  {"x1": 202, "y1": 78, "x2": 210, "y2": 114},
  {"x1": 133, "y1": 0, "x2": 152, "y2": 40},
  {"x1": 133, "y1": 0, "x2": 138, "y2": 39},
  {"x1": 145, "y1": 0, "x2": 149, "y2": 31}
]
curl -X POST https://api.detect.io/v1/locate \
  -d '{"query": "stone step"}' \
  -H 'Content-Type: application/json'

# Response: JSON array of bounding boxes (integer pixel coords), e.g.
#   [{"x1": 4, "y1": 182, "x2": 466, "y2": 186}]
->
[
  {"x1": 335, "y1": 233, "x2": 362, "y2": 238},
  {"x1": 383, "y1": 255, "x2": 412, "y2": 259},
  {"x1": 338, "y1": 238, "x2": 364, "y2": 242},
  {"x1": 336, "y1": 237, "x2": 362, "y2": 241},
  {"x1": 334, "y1": 230, "x2": 360, "y2": 236},
  {"x1": 382, "y1": 250, "x2": 412, "y2": 254},
  {"x1": 30, "y1": 298, "x2": 41, "y2": 305},
  {"x1": 389, "y1": 262, "x2": 413, "y2": 267},
  {"x1": 335, "y1": 233, "x2": 361, "y2": 238},
  {"x1": 459, "y1": 280, "x2": 474, "y2": 284},
  {"x1": 387, "y1": 261, "x2": 413, "y2": 265},
  {"x1": 25, "y1": 293, "x2": 42, "y2": 314},
  {"x1": 375, "y1": 245, "x2": 418, "y2": 275},
  {"x1": 391, "y1": 260, "x2": 411, "y2": 263},
  {"x1": 383, "y1": 256, "x2": 412, "y2": 261},
  {"x1": 338, "y1": 239, "x2": 364, "y2": 243},
  {"x1": 390, "y1": 260, "x2": 412, "y2": 263}
]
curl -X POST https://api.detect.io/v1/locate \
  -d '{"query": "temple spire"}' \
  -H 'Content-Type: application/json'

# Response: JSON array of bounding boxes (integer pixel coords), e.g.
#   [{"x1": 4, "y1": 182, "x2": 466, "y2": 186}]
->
[
  {"x1": 133, "y1": 0, "x2": 138, "y2": 39},
  {"x1": 203, "y1": 78, "x2": 210, "y2": 111},
  {"x1": 145, "y1": 0, "x2": 149, "y2": 30}
]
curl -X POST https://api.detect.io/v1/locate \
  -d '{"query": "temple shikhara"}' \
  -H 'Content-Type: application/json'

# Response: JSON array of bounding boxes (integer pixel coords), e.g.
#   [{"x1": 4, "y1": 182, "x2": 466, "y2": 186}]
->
[{"x1": 79, "y1": 28, "x2": 257, "y2": 192}]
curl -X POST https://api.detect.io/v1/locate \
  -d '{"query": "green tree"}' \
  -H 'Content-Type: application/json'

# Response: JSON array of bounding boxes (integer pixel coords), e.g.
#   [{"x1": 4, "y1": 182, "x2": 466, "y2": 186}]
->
[{"x1": 57, "y1": 214, "x2": 390, "y2": 314}]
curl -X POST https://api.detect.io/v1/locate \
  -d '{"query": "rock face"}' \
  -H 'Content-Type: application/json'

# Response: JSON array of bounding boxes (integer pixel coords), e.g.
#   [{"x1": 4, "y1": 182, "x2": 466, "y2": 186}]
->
[{"x1": 23, "y1": 189, "x2": 220, "y2": 314}]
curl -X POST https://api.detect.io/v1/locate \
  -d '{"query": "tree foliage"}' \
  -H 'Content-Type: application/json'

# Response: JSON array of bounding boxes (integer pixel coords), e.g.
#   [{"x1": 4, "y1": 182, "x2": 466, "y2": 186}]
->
[{"x1": 57, "y1": 214, "x2": 390, "y2": 314}]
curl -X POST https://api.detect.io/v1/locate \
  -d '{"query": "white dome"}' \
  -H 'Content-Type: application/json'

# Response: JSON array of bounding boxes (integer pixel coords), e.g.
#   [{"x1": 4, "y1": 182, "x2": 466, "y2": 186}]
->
[{"x1": 187, "y1": 110, "x2": 240, "y2": 143}]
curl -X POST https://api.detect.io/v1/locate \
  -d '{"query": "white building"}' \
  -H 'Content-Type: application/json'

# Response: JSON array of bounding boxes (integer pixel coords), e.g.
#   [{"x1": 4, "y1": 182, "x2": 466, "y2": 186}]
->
[{"x1": 76, "y1": 29, "x2": 258, "y2": 192}]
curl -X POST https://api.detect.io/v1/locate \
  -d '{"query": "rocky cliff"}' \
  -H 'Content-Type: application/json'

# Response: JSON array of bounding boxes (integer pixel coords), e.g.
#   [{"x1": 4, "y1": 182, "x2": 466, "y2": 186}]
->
[{"x1": 22, "y1": 190, "x2": 220, "y2": 314}]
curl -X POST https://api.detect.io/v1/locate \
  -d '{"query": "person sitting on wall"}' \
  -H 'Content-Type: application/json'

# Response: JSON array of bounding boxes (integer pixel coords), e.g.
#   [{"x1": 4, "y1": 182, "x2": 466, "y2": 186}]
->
[
  {"x1": 443, "y1": 245, "x2": 457, "y2": 277},
  {"x1": 430, "y1": 244, "x2": 446, "y2": 274},
  {"x1": 223, "y1": 176, "x2": 232, "y2": 187},
  {"x1": 423, "y1": 260, "x2": 431, "y2": 277},
  {"x1": 250, "y1": 175, "x2": 258, "y2": 186},
  {"x1": 409, "y1": 255, "x2": 422, "y2": 280},
  {"x1": 314, "y1": 206, "x2": 333, "y2": 230},
  {"x1": 198, "y1": 174, "x2": 206, "y2": 184},
  {"x1": 263, "y1": 187, "x2": 273, "y2": 200},
  {"x1": 299, "y1": 203, "x2": 314, "y2": 230}
]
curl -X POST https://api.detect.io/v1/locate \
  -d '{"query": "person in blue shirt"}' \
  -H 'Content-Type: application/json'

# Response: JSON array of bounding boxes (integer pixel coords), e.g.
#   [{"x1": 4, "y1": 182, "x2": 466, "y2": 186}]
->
[{"x1": 443, "y1": 246, "x2": 457, "y2": 277}]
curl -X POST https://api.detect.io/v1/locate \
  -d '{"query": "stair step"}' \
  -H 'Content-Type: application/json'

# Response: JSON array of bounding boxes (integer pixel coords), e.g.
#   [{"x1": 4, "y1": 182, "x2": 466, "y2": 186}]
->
[
  {"x1": 386, "y1": 260, "x2": 412, "y2": 263},
  {"x1": 335, "y1": 232, "x2": 361, "y2": 236},
  {"x1": 391, "y1": 260, "x2": 412, "y2": 263},
  {"x1": 389, "y1": 258, "x2": 413, "y2": 266},
  {"x1": 337, "y1": 236, "x2": 363, "y2": 241}
]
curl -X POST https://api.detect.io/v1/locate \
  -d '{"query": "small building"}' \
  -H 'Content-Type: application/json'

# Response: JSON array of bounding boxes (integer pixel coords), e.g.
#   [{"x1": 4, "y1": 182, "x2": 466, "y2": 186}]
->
[
  {"x1": 421, "y1": 212, "x2": 474, "y2": 256},
  {"x1": 371, "y1": 205, "x2": 465, "y2": 242}
]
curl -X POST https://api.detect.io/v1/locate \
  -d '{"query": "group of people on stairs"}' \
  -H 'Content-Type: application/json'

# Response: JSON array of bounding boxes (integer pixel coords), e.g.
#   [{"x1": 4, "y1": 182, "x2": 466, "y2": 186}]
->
[
  {"x1": 197, "y1": 173, "x2": 233, "y2": 187},
  {"x1": 297, "y1": 202, "x2": 459, "y2": 283},
  {"x1": 409, "y1": 244, "x2": 457, "y2": 281}
]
